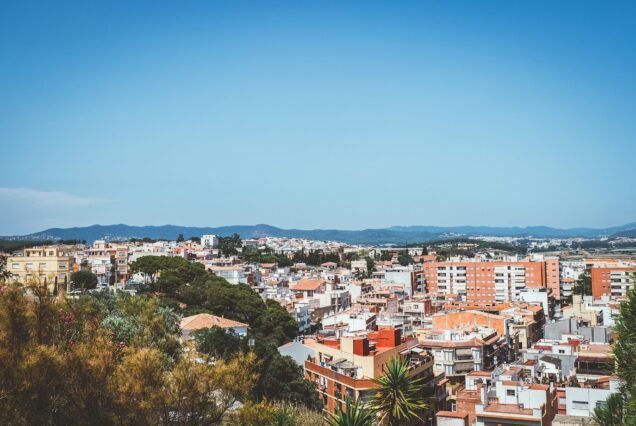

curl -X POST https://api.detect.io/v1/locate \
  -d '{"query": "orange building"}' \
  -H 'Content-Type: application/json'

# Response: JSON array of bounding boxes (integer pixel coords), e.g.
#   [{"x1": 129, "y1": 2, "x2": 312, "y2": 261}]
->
[
  {"x1": 422, "y1": 258, "x2": 559, "y2": 303},
  {"x1": 303, "y1": 327, "x2": 445, "y2": 415},
  {"x1": 545, "y1": 257, "x2": 560, "y2": 299},
  {"x1": 591, "y1": 266, "x2": 636, "y2": 298}
]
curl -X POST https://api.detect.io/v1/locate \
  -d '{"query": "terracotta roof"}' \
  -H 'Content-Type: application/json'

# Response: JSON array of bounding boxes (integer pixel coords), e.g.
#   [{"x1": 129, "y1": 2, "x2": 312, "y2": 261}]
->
[
  {"x1": 292, "y1": 279, "x2": 326, "y2": 291},
  {"x1": 529, "y1": 384, "x2": 549, "y2": 390},
  {"x1": 437, "y1": 411, "x2": 468, "y2": 419},
  {"x1": 468, "y1": 371, "x2": 494, "y2": 377},
  {"x1": 180, "y1": 314, "x2": 248, "y2": 331},
  {"x1": 483, "y1": 403, "x2": 535, "y2": 416}
]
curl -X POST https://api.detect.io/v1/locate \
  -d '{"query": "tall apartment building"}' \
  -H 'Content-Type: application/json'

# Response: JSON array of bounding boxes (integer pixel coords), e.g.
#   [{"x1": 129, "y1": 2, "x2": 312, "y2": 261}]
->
[
  {"x1": 112, "y1": 244, "x2": 129, "y2": 283},
  {"x1": 303, "y1": 327, "x2": 444, "y2": 415},
  {"x1": 544, "y1": 257, "x2": 560, "y2": 299},
  {"x1": 590, "y1": 266, "x2": 636, "y2": 298},
  {"x1": 7, "y1": 246, "x2": 75, "y2": 291},
  {"x1": 422, "y1": 258, "x2": 560, "y2": 304}
]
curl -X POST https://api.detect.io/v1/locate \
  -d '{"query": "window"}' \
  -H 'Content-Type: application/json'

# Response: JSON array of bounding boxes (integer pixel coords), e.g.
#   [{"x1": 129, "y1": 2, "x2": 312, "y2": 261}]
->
[
  {"x1": 58, "y1": 262, "x2": 66, "y2": 269},
  {"x1": 26, "y1": 263, "x2": 33, "y2": 269},
  {"x1": 572, "y1": 401, "x2": 589, "y2": 410},
  {"x1": 12, "y1": 263, "x2": 19, "y2": 269},
  {"x1": 507, "y1": 389, "x2": 516, "y2": 396}
]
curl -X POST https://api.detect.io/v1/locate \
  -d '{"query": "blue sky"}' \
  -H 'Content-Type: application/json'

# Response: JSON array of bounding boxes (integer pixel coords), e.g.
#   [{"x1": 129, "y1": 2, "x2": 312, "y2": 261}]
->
[{"x1": 1, "y1": 1, "x2": 635, "y2": 235}]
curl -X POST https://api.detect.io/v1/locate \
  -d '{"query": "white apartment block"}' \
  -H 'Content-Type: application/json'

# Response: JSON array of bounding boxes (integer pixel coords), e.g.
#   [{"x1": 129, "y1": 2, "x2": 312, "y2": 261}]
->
[
  {"x1": 494, "y1": 265, "x2": 527, "y2": 303},
  {"x1": 201, "y1": 234, "x2": 219, "y2": 248}
]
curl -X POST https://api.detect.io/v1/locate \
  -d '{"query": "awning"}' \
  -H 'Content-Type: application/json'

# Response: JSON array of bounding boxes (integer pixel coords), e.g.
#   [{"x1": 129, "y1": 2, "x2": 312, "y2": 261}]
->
[{"x1": 400, "y1": 347, "x2": 426, "y2": 355}]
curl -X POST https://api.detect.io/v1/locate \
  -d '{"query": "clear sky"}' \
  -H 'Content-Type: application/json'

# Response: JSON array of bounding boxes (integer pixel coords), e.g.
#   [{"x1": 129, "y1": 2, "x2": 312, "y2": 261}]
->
[{"x1": 1, "y1": 1, "x2": 635, "y2": 235}]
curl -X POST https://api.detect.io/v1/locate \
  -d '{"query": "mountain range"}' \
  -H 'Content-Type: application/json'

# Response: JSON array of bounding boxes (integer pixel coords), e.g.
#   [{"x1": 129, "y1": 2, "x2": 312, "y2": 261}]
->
[{"x1": 3, "y1": 222, "x2": 636, "y2": 245}]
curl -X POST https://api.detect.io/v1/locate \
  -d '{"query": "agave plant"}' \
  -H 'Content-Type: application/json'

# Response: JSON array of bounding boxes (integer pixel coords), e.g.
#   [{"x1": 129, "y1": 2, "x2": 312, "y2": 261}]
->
[
  {"x1": 327, "y1": 396, "x2": 375, "y2": 426},
  {"x1": 370, "y1": 357, "x2": 427, "y2": 426}
]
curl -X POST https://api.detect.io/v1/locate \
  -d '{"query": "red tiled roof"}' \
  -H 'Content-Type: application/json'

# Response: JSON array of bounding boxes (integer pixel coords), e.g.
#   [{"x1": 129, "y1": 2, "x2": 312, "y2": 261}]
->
[
  {"x1": 292, "y1": 279, "x2": 326, "y2": 291},
  {"x1": 468, "y1": 371, "x2": 494, "y2": 377}
]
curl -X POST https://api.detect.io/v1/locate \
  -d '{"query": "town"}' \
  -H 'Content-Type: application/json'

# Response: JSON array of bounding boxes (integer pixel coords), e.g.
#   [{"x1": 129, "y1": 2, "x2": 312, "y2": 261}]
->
[
  {"x1": 2, "y1": 1, "x2": 634, "y2": 425},
  {"x1": 1, "y1": 232, "x2": 634, "y2": 425}
]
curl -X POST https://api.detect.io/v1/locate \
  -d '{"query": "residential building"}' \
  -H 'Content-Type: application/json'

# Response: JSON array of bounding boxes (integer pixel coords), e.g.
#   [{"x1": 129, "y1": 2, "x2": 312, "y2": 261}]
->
[
  {"x1": 303, "y1": 327, "x2": 445, "y2": 415},
  {"x1": 422, "y1": 257, "x2": 560, "y2": 303},
  {"x1": 179, "y1": 313, "x2": 249, "y2": 341},
  {"x1": 564, "y1": 376, "x2": 621, "y2": 417},
  {"x1": 206, "y1": 265, "x2": 252, "y2": 285},
  {"x1": 201, "y1": 234, "x2": 219, "y2": 248},
  {"x1": 419, "y1": 325, "x2": 507, "y2": 377},
  {"x1": 448, "y1": 367, "x2": 558, "y2": 426},
  {"x1": 590, "y1": 266, "x2": 636, "y2": 298},
  {"x1": 350, "y1": 260, "x2": 367, "y2": 274},
  {"x1": 7, "y1": 246, "x2": 75, "y2": 291}
]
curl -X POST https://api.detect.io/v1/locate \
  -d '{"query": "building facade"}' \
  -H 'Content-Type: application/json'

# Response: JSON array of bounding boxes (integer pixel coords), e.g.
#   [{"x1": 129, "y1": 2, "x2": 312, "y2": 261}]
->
[{"x1": 7, "y1": 246, "x2": 75, "y2": 291}]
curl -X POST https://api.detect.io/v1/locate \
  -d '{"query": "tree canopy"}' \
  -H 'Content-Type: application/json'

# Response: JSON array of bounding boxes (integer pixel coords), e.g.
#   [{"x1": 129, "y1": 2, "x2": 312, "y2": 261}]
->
[
  {"x1": 70, "y1": 270, "x2": 98, "y2": 290},
  {"x1": 0, "y1": 284, "x2": 263, "y2": 425},
  {"x1": 1, "y1": 254, "x2": 319, "y2": 423},
  {"x1": 218, "y1": 233, "x2": 242, "y2": 256}
]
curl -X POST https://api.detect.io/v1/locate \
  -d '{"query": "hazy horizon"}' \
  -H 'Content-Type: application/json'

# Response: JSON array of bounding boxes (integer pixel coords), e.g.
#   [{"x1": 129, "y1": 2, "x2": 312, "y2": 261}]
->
[{"x1": 4, "y1": 219, "x2": 636, "y2": 238}]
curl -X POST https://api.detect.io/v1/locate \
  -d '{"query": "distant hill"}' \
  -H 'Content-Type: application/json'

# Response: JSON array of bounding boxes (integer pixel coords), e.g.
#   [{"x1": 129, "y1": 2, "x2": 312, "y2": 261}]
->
[
  {"x1": 2, "y1": 224, "x2": 438, "y2": 245},
  {"x1": 3, "y1": 222, "x2": 636, "y2": 245},
  {"x1": 612, "y1": 228, "x2": 636, "y2": 238}
]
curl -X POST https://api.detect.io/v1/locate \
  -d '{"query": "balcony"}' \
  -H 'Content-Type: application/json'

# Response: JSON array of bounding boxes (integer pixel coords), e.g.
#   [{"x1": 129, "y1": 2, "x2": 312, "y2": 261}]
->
[
  {"x1": 456, "y1": 355, "x2": 473, "y2": 361},
  {"x1": 305, "y1": 360, "x2": 375, "y2": 390},
  {"x1": 454, "y1": 361, "x2": 474, "y2": 372}
]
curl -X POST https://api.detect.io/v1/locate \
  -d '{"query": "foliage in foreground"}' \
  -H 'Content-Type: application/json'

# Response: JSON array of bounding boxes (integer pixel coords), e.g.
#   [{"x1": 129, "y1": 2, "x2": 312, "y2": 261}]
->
[
  {"x1": 370, "y1": 357, "x2": 427, "y2": 426},
  {"x1": 327, "y1": 397, "x2": 375, "y2": 426},
  {"x1": 0, "y1": 282, "x2": 318, "y2": 425},
  {"x1": 227, "y1": 401, "x2": 324, "y2": 426}
]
